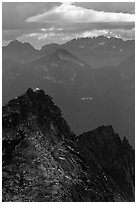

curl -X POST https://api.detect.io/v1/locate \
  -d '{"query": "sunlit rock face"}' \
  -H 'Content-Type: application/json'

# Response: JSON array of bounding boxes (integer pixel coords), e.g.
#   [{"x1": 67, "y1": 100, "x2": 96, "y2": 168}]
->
[{"x1": 2, "y1": 88, "x2": 135, "y2": 202}]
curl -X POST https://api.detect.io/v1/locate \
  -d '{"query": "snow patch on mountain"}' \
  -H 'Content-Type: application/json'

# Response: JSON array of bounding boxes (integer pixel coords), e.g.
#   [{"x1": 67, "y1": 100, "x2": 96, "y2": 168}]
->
[
  {"x1": 81, "y1": 97, "x2": 93, "y2": 101},
  {"x1": 43, "y1": 75, "x2": 64, "y2": 84},
  {"x1": 58, "y1": 53, "x2": 85, "y2": 67},
  {"x1": 79, "y1": 45, "x2": 84, "y2": 49},
  {"x1": 72, "y1": 60, "x2": 85, "y2": 67},
  {"x1": 58, "y1": 54, "x2": 69, "y2": 61},
  {"x1": 98, "y1": 42, "x2": 106, "y2": 46},
  {"x1": 33, "y1": 88, "x2": 40, "y2": 92},
  {"x1": 70, "y1": 69, "x2": 77, "y2": 81},
  {"x1": 51, "y1": 62, "x2": 58, "y2": 67}
]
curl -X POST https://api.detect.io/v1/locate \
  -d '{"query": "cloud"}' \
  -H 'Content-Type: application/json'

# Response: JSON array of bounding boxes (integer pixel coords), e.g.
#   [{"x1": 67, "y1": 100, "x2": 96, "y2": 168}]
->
[
  {"x1": 73, "y1": 2, "x2": 135, "y2": 14},
  {"x1": 15, "y1": 25, "x2": 134, "y2": 49},
  {"x1": 2, "y1": 2, "x2": 135, "y2": 48},
  {"x1": 78, "y1": 28, "x2": 135, "y2": 40},
  {"x1": 26, "y1": 3, "x2": 135, "y2": 23},
  {"x1": 2, "y1": 2, "x2": 60, "y2": 30}
]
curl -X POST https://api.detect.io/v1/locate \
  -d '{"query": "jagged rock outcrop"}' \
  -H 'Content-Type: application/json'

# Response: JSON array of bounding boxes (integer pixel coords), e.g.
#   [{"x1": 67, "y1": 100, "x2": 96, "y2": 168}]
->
[
  {"x1": 2, "y1": 88, "x2": 135, "y2": 201},
  {"x1": 77, "y1": 126, "x2": 135, "y2": 201}
]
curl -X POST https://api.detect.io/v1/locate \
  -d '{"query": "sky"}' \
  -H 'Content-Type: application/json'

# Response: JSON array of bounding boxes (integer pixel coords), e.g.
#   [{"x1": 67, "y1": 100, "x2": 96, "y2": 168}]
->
[{"x1": 2, "y1": 2, "x2": 135, "y2": 49}]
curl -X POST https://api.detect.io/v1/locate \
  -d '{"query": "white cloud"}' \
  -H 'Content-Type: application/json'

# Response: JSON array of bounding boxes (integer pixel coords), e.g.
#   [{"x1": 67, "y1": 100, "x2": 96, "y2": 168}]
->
[
  {"x1": 79, "y1": 28, "x2": 135, "y2": 40},
  {"x1": 40, "y1": 27, "x2": 63, "y2": 32},
  {"x1": 3, "y1": 2, "x2": 135, "y2": 48},
  {"x1": 26, "y1": 3, "x2": 135, "y2": 23}
]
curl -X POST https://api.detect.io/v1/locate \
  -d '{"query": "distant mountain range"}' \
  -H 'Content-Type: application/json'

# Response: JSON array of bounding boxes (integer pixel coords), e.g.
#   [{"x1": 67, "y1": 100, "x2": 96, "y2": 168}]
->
[
  {"x1": 2, "y1": 36, "x2": 135, "y2": 146},
  {"x1": 62, "y1": 36, "x2": 134, "y2": 68},
  {"x1": 3, "y1": 36, "x2": 134, "y2": 67}
]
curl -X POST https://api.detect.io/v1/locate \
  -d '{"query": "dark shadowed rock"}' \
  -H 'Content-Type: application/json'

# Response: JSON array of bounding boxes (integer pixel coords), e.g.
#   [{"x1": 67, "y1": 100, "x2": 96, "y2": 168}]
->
[
  {"x1": 77, "y1": 126, "x2": 135, "y2": 200},
  {"x1": 2, "y1": 89, "x2": 135, "y2": 201}
]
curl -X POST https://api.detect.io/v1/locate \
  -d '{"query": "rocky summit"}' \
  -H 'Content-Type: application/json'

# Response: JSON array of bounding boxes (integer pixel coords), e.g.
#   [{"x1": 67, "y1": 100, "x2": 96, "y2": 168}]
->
[{"x1": 2, "y1": 88, "x2": 135, "y2": 202}]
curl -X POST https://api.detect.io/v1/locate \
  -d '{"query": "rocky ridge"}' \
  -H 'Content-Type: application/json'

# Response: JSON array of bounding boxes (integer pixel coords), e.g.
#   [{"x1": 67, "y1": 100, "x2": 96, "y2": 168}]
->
[{"x1": 2, "y1": 88, "x2": 135, "y2": 201}]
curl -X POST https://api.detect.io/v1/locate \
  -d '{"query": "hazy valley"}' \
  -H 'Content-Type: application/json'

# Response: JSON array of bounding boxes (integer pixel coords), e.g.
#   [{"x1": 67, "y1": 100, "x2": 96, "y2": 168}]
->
[{"x1": 3, "y1": 36, "x2": 135, "y2": 146}]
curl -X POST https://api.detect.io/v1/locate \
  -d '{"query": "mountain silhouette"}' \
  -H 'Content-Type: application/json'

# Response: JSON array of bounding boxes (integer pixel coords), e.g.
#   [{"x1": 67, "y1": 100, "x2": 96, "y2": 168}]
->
[
  {"x1": 2, "y1": 37, "x2": 135, "y2": 146},
  {"x1": 62, "y1": 36, "x2": 134, "y2": 68},
  {"x1": 2, "y1": 89, "x2": 135, "y2": 202},
  {"x1": 2, "y1": 40, "x2": 40, "y2": 63}
]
